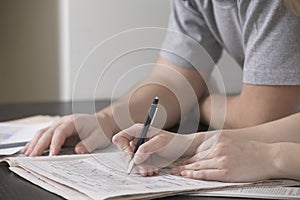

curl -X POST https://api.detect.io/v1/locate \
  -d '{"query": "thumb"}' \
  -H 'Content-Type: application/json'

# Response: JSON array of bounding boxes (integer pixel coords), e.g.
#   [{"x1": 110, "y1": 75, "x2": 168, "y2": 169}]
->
[
  {"x1": 75, "y1": 131, "x2": 111, "y2": 154},
  {"x1": 75, "y1": 142, "x2": 89, "y2": 154},
  {"x1": 134, "y1": 134, "x2": 168, "y2": 165}
]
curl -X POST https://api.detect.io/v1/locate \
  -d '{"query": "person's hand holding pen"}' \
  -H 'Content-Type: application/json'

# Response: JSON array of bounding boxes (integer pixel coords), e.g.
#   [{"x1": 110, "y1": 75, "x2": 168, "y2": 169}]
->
[
  {"x1": 113, "y1": 124, "x2": 201, "y2": 176},
  {"x1": 114, "y1": 127, "x2": 279, "y2": 182},
  {"x1": 126, "y1": 97, "x2": 159, "y2": 175}
]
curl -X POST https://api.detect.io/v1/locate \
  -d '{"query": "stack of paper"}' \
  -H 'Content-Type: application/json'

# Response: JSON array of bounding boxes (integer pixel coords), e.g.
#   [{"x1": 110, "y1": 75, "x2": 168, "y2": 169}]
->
[
  {"x1": 0, "y1": 122, "x2": 50, "y2": 155},
  {"x1": 2, "y1": 152, "x2": 299, "y2": 200},
  {"x1": 1, "y1": 119, "x2": 300, "y2": 200},
  {"x1": 191, "y1": 184, "x2": 300, "y2": 199}
]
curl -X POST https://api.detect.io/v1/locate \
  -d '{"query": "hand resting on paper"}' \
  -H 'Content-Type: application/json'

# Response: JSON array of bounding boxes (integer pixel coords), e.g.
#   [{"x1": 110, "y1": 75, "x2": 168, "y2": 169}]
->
[
  {"x1": 171, "y1": 132, "x2": 279, "y2": 182},
  {"x1": 22, "y1": 114, "x2": 113, "y2": 156}
]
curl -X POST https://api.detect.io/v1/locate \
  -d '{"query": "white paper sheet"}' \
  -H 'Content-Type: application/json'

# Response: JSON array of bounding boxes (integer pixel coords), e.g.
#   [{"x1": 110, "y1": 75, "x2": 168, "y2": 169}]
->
[
  {"x1": 12, "y1": 152, "x2": 250, "y2": 200},
  {"x1": 0, "y1": 122, "x2": 51, "y2": 155},
  {"x1": 191, "y1": 184, "x2": 300, "y2": 199}
]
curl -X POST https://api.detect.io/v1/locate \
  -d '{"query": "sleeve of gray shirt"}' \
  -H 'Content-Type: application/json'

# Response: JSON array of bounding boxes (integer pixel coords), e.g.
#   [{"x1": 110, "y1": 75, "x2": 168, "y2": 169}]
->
[
  {"x1": 243, "y1": 0, "x2": 300, "y2": 85},
  {"x1": 159, "y1": 0, "x2": 222, "y2": 72}
]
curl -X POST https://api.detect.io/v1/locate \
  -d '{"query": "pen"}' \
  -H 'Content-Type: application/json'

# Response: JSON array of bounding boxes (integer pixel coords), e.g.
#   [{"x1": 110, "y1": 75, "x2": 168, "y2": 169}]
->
[
  {"x1": 0, "y1": 141, "x2": 28, "y2": 149},
  {"x1": 127, "y1": 96, "x2": 159, "y2": 175}
]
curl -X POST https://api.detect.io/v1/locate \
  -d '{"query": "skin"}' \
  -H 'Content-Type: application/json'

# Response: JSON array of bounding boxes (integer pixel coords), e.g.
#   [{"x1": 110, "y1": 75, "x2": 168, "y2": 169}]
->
[
  {"x1": 200, "y1": 85, "x2": 300, "y2": 129},
  {"x1": 113, "y1": 113, "x2": 300, "y2": 182},
  {"x1": 22, "y1": 57, "x2": 300, "y2": 157}
]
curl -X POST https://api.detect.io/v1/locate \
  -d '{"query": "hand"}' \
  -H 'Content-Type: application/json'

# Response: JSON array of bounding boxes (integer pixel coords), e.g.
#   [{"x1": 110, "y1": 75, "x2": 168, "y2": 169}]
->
[
  {"x1": 112, "y1": 124, "x2": 196, "y2": 176},
  {"x1": 22, "y1": 114, "x2": 112, "y2": 156},
  {"x1": 171, "y1": 131, "x2": 276, "y2": 182}
]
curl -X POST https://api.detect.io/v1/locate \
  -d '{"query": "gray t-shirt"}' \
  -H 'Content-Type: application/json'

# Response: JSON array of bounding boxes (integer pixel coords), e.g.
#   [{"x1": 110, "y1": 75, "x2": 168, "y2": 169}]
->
[{"x1": 160, "y1": 0, "x2": 300, "y2": 85}]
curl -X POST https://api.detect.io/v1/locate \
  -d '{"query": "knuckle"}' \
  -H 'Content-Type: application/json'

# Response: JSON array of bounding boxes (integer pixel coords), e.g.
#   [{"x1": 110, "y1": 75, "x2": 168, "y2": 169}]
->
[
  {"x1": 221, "y1": 169, "x2": 231, "y2": 181},
  {"x1": 62, "y1": 115, "x2": 74, "y2": 124},
  {"x1": 214, "y1": 143, "x2": 226, "y2": 155},
  {"x1": 194, "y1": 162, "x2": 202, "y2": 169},
  {"x1": 112, "y1": 135, "x2": 119, "y2": 143},
  {"x1": 213, "y1": 146, "x2": 222, "y2": 156},
  {"x1": 218, "y1": 156, "x2": 229, "y2": 167},
  {"x1": 132, "y1": 123, "x2": 144, "y2": 130},
  {"x1": 155, "y1": 134, "x2": 165, "y2": 142},
  {"x1": 196, "y1": 171, "x2": 206, "y2": 180},
  {"x1": 138, "y1": 145, "x2": 149, "y2": 154},
  {"x1": 34, "y1": 143, "x2": 44, "y2": 151},
  {"x1": 36, "y1": 129, "x2": 46, "y2": 136},
  {"x1": 120, "y1": 145, "x2": 129, "y2": 152},
  {"x1": 53, "y1": 127, "x2": 64, "y2": 136}
]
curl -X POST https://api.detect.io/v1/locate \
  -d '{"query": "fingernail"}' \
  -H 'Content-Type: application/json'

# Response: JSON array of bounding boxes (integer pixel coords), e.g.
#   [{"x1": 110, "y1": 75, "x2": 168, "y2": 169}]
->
[
  {"x1": 49, "y1": 149, "x2": 54, "y2": 156},
  {"x1": 76, "y1": 146, "x2": 84, "y2": 154},
  {"x1": 181, "y1": 171, "x2": 186, "y2": 176},
  {"x1": 171, "y1": 167, "x2": 178, "y2": 174}
]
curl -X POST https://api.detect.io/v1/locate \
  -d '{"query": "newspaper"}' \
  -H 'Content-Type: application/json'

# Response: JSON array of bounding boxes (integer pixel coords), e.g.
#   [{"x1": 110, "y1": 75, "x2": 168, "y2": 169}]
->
[
  {"x1": 191, "y1": 184, "x2": 300, "y2": 199},
  {"x1": 2, "y1": 152, "x2": 293, "y2": 200}
]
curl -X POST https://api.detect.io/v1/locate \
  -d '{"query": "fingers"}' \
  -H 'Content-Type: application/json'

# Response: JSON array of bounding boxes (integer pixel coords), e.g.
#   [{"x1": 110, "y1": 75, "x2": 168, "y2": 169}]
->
[
  {"x1": 181, "y1": 148, "x2": 213, "y2": 165},
  {"x1": 171, "y1": 159, "x2": 216, "y2": 174},
  {"x1": 132, "y1": 164, "x2": 160, "y2": 177},
  {"x1": 26, "y1": 127, "x2": 56, "y2": 156},
  {"x1": 23, "y1": 128, "x2": 45, "y2": 155},
  {"x1": 74, "y1": 142, "x2": 89, "y2": 154},
  {"x1": 112, "y1": 124, "x2": 144, "y2": 153},
  {"x1": 24, "y1": 116, "x2": 76, "y2": 157},
  {"x1": 170, "y1": 159, "x2": 227, "y2": 181},
  {"x1": 49, "y1": 123, "x2": 75, "y2": 155},
  {"x1": 21, "y1": 141, "x2": 31, "y2": 154},
  {"x1": 180, "y1": 169, "x2": 227, "y2": 181},
  {"x1": 134, "y1": 134, "x2": 173, "y2": 164},
  {"x1": 74, "y1": 128, "x2": 111, "y2": 154}
]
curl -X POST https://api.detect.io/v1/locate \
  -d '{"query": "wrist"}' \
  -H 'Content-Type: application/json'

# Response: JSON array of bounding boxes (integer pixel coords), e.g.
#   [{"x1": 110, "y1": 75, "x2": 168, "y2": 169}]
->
[
  {"x1": 96, "y1": 107, "x2": 120, "y2": 140},
  {"x1": 268, "y1": 143, "x2": 285, "y2": 179},
  {"x1": 184, "y1": 132, "x2": 206, "y2": 157}
]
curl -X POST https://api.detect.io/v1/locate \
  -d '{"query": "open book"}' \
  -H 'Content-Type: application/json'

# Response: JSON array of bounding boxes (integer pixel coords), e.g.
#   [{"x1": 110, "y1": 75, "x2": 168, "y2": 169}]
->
[{"x1": 1, "y1": 152, "x2": 298, "y2": 200}]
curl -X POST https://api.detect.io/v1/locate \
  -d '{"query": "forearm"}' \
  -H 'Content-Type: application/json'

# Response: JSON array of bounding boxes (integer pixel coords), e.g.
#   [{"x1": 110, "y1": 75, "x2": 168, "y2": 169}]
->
[
  {"x1": 97, "y1": 57, "x2": 208, "y2": 136},
  {"x1": 186, "y1": 112, "x2": 300, "y2": 158},
  {"x1": 199, "y1": 94, "x2": 239, "y2": 129},
  {"x1": 97, "y1": 83, "x2": 183, "y2": 135},
  {"x1": 200, "y1": 85, "x2": 300, "y2": 129},
  {"x1": 227, "y1": 113, "x2": 300, "y2": 143}
]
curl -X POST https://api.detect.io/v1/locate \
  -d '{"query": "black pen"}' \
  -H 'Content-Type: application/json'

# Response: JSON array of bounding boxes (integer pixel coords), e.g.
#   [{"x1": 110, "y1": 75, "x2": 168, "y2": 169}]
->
[
  {"x1": 0, "y1": 141, "x2": 28, "y2": 150},
  {"x1": 127, "y1": 96, "x2": 159, "y2": 174}
]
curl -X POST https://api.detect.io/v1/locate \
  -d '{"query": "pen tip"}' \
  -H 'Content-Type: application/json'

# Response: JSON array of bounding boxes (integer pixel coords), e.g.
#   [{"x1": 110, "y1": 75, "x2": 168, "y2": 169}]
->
[{"x1": 153, "y1": 96, "x2": 159, "y2": 104}]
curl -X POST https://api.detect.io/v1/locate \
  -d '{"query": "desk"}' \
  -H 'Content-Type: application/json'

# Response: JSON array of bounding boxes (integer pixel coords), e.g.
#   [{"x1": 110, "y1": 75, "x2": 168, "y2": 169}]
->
[{"x1": 0, "y1": 101, "x2": 253, "y2": 200}]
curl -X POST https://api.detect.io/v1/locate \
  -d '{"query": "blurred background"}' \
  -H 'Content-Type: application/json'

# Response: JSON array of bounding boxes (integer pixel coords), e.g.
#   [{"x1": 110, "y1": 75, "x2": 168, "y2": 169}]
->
[{"x1": 0, "y1": 0, "x2": 242, "y2": 104}]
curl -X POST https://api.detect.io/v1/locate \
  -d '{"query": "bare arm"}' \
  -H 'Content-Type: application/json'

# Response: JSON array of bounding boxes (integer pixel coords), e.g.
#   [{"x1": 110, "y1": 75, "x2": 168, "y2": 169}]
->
[
  {"x1": 200, "y1": 84, "x2": 300, "y2": 129},
  {"x1": 113, "y1": 112, "x2": 300, "y2": 180},
  {"x1": 173, "y1": 135, "x2": 300, "y2": 182},
  {"x1": 226, "y1": 112, "x2": 300, "y2": 143},
  {"x1": 99, "y1": 57, "x2": 208, "y2": 133},
  {"x1": 178, "y1": 114, "x2": 300, "y2": 181},
  {"x1": 24, "y1": 57, "x2": 209, "y2": 156}
]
